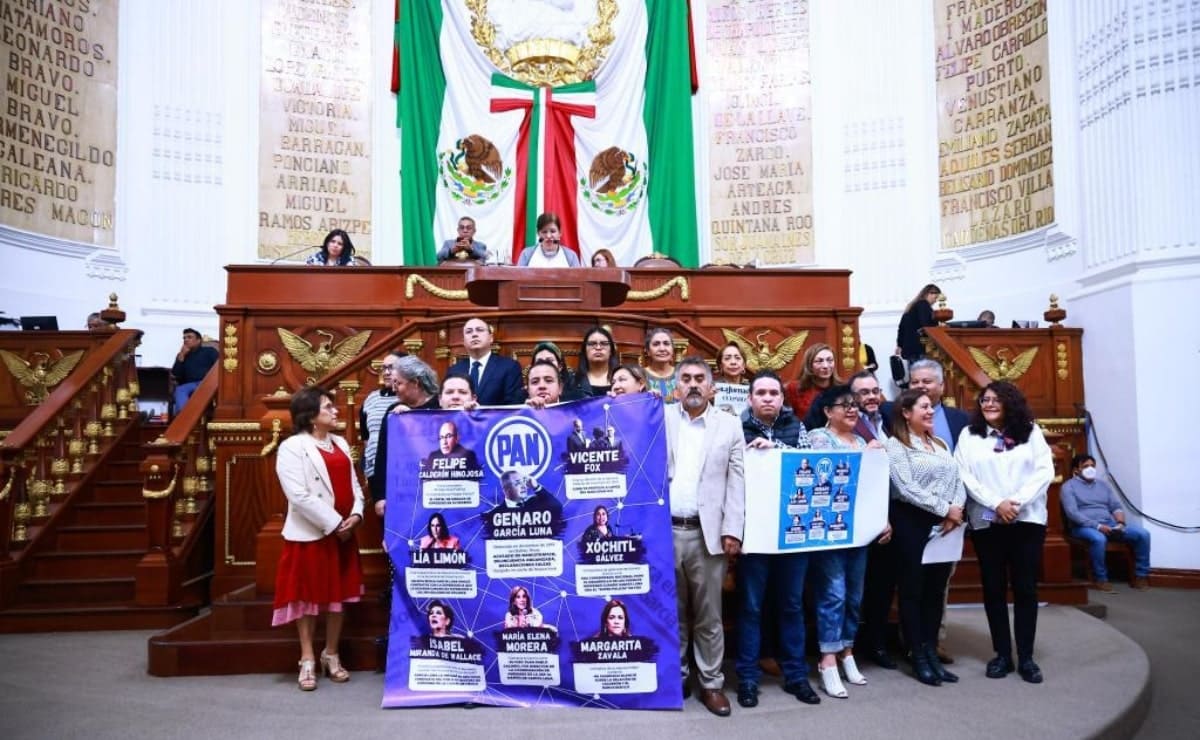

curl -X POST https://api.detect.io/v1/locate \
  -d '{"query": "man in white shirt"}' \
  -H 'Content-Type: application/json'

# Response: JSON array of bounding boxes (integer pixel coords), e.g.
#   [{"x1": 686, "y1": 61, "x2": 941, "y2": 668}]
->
[{"x1": 666, "y1": 357, "x2": 745, "y2": 716}]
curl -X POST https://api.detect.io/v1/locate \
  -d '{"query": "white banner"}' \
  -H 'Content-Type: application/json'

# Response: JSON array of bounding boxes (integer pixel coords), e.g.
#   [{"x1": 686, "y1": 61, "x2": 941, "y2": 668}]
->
[{"x1": 743, "y1": 447, "x2": 890, "y2": 554}]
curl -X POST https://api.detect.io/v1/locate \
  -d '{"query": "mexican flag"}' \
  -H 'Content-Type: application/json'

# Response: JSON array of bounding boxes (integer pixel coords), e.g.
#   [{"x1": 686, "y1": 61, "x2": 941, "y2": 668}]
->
[{"x1": 397, "y1": 0, "x2": 699, "y2": 267}]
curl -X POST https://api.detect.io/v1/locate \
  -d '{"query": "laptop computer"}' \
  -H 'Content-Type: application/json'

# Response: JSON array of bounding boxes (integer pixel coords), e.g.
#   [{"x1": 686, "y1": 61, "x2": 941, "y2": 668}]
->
[{"x1": 20, "y1": 316, "x2": 59, "y2": 331}]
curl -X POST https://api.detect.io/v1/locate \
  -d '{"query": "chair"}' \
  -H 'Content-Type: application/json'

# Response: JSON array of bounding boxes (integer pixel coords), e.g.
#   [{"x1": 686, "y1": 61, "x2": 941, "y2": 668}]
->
[
  {"x1": 633, "y1": 253, "x2": 681, "y2": 269},
  {"x1": 1061, "y1": 506, "x2": 1137, "y2": 585}
]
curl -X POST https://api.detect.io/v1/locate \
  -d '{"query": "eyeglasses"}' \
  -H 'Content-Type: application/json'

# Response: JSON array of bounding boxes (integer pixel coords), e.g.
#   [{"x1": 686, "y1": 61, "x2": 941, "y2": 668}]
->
[
  {"x1": 586, "y1": 341, "x2": 611, "y2": 348},
  {"x1": 829, "y1": 402, "x2": 858, "y2": 412},
  {"x1": 854, "y1": 388, "x2": 881, "y2": 397},
  {"x1": 979, "y1": 396, "x2": 1002, "y2": 406}
]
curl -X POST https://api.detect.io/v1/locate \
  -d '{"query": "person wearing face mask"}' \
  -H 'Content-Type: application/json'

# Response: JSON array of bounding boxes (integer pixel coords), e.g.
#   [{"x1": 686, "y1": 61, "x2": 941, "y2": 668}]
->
[
  {"x1": 517, "y1": 212, "x2": 582, "y2": 267},
  {"x1": 1060, "y1": 454, "x2": 1151, "y2": 592}
]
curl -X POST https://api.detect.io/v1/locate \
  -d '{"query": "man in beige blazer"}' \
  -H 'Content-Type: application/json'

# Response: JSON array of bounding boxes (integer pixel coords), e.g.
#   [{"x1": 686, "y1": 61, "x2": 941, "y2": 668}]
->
[{"x1": 666, "y1": 357, "x2": 745, "y2": 716}]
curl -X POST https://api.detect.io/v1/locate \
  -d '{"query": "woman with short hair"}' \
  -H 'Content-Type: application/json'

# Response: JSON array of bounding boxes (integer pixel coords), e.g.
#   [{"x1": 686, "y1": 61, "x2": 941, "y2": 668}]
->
[
  {"x1": 517, "y1": 212, "x2": 581, "y2": 267},
  {"x1": 271, "y1": 386, "x2": 364, "y2": 691},
  {"x1": 608, "y1": 364, "x2": 648, "y2": 397},
  {"x1": 805, "y1": 385, "x2": 877, "y2": 699}
]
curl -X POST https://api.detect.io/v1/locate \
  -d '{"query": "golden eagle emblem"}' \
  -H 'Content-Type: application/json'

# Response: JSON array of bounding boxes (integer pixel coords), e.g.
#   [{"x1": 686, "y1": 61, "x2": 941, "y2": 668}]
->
[
  {"x1": 277, "y1": 329, "x2": 372, "y2": 385},
  {"x1": 968, "y1": 346, "x2": 1040, "y2": 382},
  {"x1": 0, "y1": 349, "x2": 85, "y2": 405},
  {"x1": 721, "y1": 329, "x2": 810, "y2": 372}
]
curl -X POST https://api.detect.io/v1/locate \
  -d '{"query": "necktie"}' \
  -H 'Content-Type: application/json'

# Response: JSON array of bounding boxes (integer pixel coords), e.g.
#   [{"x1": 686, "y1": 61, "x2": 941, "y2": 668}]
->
[{"x1": 470, "y1": 361, "x2": 481, "y2": 391}]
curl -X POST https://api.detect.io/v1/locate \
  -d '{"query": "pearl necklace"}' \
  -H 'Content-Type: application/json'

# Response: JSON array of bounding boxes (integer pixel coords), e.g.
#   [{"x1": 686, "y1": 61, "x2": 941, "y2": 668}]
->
[{"x1": 313, "y1": 435, "x2": 334, "y2": 452}]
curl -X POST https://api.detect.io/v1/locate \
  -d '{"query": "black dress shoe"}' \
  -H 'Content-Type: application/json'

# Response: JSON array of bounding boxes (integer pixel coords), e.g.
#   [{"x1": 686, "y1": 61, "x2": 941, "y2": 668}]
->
[
  {"x1": 986, "y1": 655, "x2": 1015, "y2": 679},
  {"x1": 783, "y1": 679, "x2": 821, "y2": 705},
  {"x1": 911, "y1": 647, "x2": 941, "y2": 686},
  {"x1": 682, "y1": 681, "x2": 692, "y2": 700},
  {"x1": 1018, "y1": 659, "x2": 1043, "y2": 684},
  {"x1": 867, "y1": 647, "x2": 898, "y2": 670},
  {"x1": 736, "y1": 683, "x2": 759, "y2": 708},
  {"x1": 924, "y1": 646, "x2": 958, "y2": 683}
]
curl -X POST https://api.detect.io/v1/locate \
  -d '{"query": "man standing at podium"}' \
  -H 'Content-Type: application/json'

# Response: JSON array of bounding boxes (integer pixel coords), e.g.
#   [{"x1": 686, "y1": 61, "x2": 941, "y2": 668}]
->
[{"x1": 449, "y1": 318, "x2": 525, "y2": 406}]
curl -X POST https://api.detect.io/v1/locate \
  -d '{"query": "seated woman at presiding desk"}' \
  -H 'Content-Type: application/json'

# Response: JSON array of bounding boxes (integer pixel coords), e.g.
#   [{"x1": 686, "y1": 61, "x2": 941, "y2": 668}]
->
[{"x1": 517, "y1": 212, "x2": 581, "y2": 267}]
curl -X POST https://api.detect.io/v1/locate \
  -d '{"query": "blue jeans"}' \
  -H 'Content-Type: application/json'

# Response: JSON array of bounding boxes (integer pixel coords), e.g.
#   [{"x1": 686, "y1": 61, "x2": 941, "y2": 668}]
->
[
  {"x1": 1072, "y1": 523, "x2": 1151, "y2": 580},
  {"x1": 736, "y1": 553, "x2": 809, "y2": 686},
  {"x1": 173, "y1": 381, "x2": 200, "y2": 414},
  {"x1": 811, "y1": 547, "x2": 868, "y2": 654}
]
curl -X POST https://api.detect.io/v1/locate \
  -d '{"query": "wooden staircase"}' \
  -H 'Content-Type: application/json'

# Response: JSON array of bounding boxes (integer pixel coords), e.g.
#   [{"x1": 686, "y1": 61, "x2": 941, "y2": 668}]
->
[
  {"x1": 0, "y1": 422, "x2": 209, "y2": 632},
  {"x1": 148, "y1": 583, "x2": 387, "y2": 676}
]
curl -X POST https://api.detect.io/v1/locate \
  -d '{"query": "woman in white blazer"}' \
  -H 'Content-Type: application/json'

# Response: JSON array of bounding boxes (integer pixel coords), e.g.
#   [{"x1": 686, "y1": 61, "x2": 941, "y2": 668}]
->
[
  {"x1": 271, "y1": 386, "x2": 364, "y2": 691},
  {"x1": 954, "y1": 381, "x2": 1053, "y2": 685}
]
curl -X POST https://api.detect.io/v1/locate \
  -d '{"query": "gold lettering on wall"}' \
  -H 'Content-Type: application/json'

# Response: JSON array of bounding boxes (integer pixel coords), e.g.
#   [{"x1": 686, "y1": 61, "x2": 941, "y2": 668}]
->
[
  {"x1": 706, "y1": 0, "x2": 814, "y2": 266},
  {"x1": 936, "y1": 0, "x2": 1053, "y2": 249},
  {"x1": 0, "y1": 0, "x2": 118, "y2": 244},
  {"x1": 258, "y1": 0, "x2": 372, "y2": 260}
]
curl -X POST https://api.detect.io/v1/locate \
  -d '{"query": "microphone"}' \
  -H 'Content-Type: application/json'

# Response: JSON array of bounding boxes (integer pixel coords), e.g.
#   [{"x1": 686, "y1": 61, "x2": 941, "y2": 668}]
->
[{"x1": 270, "y1": 244, "x2": 318, "y2": 265}]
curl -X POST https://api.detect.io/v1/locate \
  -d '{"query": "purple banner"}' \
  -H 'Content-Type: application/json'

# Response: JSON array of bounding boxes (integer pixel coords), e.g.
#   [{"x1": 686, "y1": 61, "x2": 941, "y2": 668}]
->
[{"x1": 380, "y1": 394, "x2": 680, "y2": 709}]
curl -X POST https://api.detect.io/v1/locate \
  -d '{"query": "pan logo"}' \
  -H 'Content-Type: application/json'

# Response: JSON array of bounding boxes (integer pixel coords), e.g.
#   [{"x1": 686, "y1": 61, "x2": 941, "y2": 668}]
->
[{"x1": 485, "y1": 416, "x2": 551, "y2": 481}]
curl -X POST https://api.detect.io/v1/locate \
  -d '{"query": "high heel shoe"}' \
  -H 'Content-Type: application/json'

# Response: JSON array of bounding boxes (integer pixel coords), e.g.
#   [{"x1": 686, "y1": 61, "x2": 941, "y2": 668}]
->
[
  {"x1": 924, "y1": 645, "x2": 957, "y2": 683},
  {"x1": 840, "y1": 655, "x2": 868, "y2": 685},
  {"x1": 911, "y1": 647, "x2": 941, "y2": 687},
  {"x1": 297, "y1": 659, "x2": 317, "y2": 691},
  {"x1": 819, "y1": 665, "x2": 848, "y2": 698},
  {"x1": 320, "y1": 649, "x2": 350, "y2": 683}
]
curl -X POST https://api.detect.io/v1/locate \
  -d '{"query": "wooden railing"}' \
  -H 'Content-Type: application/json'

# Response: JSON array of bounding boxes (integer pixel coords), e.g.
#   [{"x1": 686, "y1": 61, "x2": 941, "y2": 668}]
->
[
  {"x1": 137, "y1": 365, "x2": 218, "y2": 606},
  {"x1": 0, "y1": 329, "x2": 143, "y2": 602}
]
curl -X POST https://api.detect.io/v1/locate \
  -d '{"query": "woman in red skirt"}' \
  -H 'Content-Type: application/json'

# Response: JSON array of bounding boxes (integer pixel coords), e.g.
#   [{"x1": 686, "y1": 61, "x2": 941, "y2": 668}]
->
[{"x1": 272, "y1": 386, "x2": 364, "y2": 690}]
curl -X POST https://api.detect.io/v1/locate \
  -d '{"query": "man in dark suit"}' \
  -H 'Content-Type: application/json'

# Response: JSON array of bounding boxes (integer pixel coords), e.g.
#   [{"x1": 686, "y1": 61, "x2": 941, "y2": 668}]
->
[
  {"x1": 907, "y1": 359, "x2": 967, "y2": 451},
  {"x1": 448, "y1": 317, "x2": 525, "y2": 406},
  {"x1": 488, "y1": 471, "x2": 563, "y2": 525},
  {"x1": 907, "y1": 358, "x2": 967, "y2": 664},
  {"x1": 848, "y1": 370, "x2": 898, "y2": 668},
  {"x1": 423, "y1": 420, "x2": 480, "y2": 470},
  {"x1": 567, "y1": 418, "x2": 590, "y2": 452}
]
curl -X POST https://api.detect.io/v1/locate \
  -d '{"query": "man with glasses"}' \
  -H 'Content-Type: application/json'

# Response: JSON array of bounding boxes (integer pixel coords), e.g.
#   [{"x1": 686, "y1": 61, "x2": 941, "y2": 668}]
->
[
  {"x1": 360, "y1": 352, "x2": 400, "y2": 487},
  {"x1": 437, "y1": 216, "x2": 489, "y2": 263},
  {"x1": 847, "y1": 370, "x2": 901, "y2": 668},
  {"x1": 849, "y1": 370, "x2": 891, "y2": 443}
]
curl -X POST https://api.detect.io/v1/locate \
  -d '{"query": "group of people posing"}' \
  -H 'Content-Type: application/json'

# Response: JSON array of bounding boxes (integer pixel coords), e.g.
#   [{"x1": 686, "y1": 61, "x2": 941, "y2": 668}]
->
[{"x1": 266, "y1": 316, "x2": 1146, "y2": 717}]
